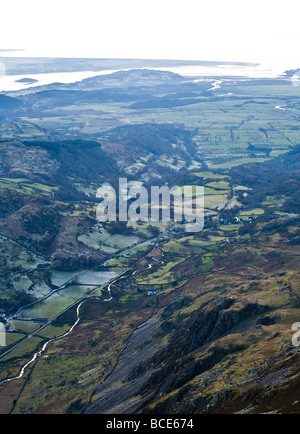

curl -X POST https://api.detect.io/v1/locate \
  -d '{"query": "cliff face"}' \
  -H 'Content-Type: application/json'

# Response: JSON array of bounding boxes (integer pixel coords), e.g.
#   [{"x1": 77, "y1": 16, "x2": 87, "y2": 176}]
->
[
  {"x1": 83, "y1": 288, "x2": 299, "y2": 414},
  {"x1": 85, "y1": 237, "x2": 300, "y2": 415},
  {"x1": 85, "y1": 150, "x2": 300, "y2": 414}
]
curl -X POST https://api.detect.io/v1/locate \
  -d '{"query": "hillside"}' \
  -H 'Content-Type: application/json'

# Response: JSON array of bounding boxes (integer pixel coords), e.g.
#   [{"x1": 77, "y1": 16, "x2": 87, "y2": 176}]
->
[
  {"x1": 84, "y1": 149, "x2": 300, "y2": 414},
  {"x1": 0, "y1": 66, "x2": 299, "y2": 415}
]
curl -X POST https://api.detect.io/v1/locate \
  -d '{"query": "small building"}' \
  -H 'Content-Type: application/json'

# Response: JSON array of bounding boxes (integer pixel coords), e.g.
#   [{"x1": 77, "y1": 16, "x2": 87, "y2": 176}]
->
[{"x1": 234, "y1": 216, "x2": 243, "y2": 223}]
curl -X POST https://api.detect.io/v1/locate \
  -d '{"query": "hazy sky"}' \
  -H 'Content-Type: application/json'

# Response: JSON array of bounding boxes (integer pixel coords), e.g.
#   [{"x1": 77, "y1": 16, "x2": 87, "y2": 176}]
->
[{"x1": 1, "y1": 0, "x2": 300, "y2": 66}]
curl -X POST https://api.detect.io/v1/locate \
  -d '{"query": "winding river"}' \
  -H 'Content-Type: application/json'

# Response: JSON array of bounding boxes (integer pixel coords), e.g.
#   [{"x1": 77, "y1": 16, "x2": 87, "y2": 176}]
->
[
  {"x1": 0, "y1": 271, "x2": 126, "y2": 384},
  {"x1": 0, "y1": 232, "x2": 168, "y2": 385}
]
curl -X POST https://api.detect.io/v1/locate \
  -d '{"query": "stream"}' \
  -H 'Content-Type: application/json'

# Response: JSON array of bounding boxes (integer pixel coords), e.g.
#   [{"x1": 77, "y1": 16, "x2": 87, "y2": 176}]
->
[
  {"x1": 0, "y1": 270, "x2": 127, "y2": 384},
  {"x1": 209, "y1": 80, "x2": 223, "y2": 91},
  {"x1": 0, "y1": 233, "x2": 167, "y2": 384},
  {"x1": 0, "y1": 299, "x2": 87, "y2": 384}
]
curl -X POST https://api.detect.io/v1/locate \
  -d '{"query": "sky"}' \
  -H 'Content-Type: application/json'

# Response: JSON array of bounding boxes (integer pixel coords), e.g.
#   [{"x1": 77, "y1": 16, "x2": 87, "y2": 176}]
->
[{"x1": 1, "y1": 0, "x2": 300, "y2": 68}]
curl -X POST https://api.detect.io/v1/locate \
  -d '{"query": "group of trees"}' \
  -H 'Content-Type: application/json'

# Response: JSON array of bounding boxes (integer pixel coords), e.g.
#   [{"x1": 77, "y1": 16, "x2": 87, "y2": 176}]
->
[{"x1": 231, "y1": 145, "x2": 300, "y2": 211}]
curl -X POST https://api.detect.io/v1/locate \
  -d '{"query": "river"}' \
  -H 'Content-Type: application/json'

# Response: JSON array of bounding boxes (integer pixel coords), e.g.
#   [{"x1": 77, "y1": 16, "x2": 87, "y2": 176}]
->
[
  {"x1": 0, "y1": 228, "x2": 169, "y2": 384},
  {"x1": 0, "y1": 69, "x2": 124, "y2": 92},
  {"x1": 0, "y1": 59, "x2": 290, "y2": 93}
]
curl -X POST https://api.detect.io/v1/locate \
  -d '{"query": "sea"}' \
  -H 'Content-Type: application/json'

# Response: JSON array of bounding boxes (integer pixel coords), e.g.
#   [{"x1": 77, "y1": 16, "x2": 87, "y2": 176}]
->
[{"x1": 0, "y1": 57, "x2": 298, "y2": 93}]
